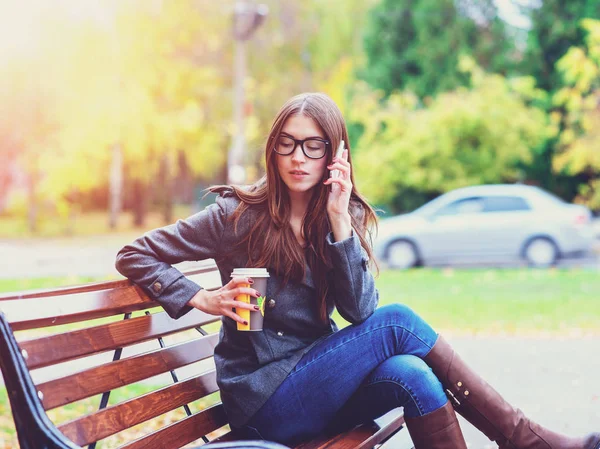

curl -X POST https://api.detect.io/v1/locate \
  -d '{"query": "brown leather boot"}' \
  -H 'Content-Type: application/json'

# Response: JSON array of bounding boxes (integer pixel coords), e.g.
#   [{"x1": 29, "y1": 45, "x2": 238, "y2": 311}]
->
[
  {"x1": 405, "y1": 401, "x2": 468, "y2": 449},
  {"x1": 424, "y1": 335, "x2": 600, "y2": 449}
]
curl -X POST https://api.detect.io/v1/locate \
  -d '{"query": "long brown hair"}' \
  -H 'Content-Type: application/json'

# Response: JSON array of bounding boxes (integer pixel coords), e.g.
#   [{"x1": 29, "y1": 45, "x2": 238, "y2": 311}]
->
[{"x1": 210, "y1": 93, "x2": 378, "y2": 322}]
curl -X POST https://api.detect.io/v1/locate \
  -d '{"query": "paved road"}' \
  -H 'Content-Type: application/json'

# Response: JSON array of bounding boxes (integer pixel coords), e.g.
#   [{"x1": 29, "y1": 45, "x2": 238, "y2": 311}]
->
[
  {"x1": 445, "y1": 335, "x2": 600, "y2": 448},
  {"x1": 379, "y1": 334, "x2": 600, "y2": 449},
  {"x1": 1, "y1": 236, "x2": 599, "y2": 280},
  {"x1": 0, "y1": 235, "x2": 203, "y2": 280}
]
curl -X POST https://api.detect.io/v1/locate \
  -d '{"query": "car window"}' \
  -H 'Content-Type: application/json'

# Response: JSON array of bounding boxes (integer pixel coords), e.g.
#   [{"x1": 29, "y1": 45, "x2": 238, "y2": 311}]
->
[
  {"x1": 435, "y1": 197, "x2": 484, "y2": 216},
  {"x1": 483, "y1": 196, "x2": 531, "y2": 212}
]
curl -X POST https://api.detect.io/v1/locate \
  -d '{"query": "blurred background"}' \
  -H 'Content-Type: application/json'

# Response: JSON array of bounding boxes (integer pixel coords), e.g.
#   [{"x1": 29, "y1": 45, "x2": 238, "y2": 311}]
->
[
  {"x1": 1, "y1": 1, "x2": 600, "y2": 448},
  {"x1": 1, "y1": 0, "x2": 599, "y2": 268}
]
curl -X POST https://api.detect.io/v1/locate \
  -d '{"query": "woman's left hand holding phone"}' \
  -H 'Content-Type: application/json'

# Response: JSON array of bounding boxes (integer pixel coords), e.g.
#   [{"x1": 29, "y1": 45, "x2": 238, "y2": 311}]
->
[
  {"x1": 324, "y1": 144, "x2": 353, "y2": 240},
  {"x1": 187, "y1": 277, "x2": 261, "y2": 325}
]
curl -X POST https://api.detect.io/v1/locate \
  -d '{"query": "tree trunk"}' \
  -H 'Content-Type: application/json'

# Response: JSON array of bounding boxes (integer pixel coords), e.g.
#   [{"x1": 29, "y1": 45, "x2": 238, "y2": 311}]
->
[
  {"x1": 64, "y1": 188, "x2": 78, "y2": 236},
  {"x1": 108, "y1": 143, "x2": 123, "y2": 230},
  {"x1": 27, "y1": 171, "x2": 38, "y2": 234},
  {"x1": 132, "y1": 179, "x2": 146, "y2": 227},
  {"x1": 162, "y1": 154, "x2": 174, "y2": 224}
]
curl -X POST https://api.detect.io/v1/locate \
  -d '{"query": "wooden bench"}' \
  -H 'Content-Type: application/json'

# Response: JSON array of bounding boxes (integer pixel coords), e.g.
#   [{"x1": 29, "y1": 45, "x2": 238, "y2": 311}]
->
[{"x1": 0, "y1": 264, "x2": 409, "y2": 449}]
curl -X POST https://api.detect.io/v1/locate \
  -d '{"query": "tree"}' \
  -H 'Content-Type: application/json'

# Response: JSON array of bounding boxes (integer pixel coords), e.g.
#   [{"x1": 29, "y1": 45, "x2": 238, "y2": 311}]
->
[
  {"x1": 522, "y1": 0, "x2": 600, "y2": 93},
  {"x1": 45, "y1": 0, "x2": 230, "y2": 228},
  {"x1": 360, "y1": 0, "x2": 517, "y2": 99},
  {"x1": 515, "y1": 1, "x2": 600, "y2": 202},
  {"x1": 0, "y1": 7, "x2": 64, "y2": 232},
  {"x1": 553, "y1": 19, "x2": 600, "y2": 209},
  {"x1": 238, "y1": 0, "x2": 379, "y2": 178},
  {"x1": 352, "y1": 57, "x2": 551, "y2": 211}
]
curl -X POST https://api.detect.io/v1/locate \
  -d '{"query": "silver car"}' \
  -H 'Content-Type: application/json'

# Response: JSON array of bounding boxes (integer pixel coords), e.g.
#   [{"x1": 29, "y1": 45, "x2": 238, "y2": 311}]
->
[{"x1": 374, "y1": 184, "x2": 595, "y2": 268}]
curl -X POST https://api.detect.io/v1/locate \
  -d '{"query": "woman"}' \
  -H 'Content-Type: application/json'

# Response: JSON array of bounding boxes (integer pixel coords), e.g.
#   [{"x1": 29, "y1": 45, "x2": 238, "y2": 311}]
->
[{"x1": 116, "y1": 93, "x2": 599, "y2": 449}]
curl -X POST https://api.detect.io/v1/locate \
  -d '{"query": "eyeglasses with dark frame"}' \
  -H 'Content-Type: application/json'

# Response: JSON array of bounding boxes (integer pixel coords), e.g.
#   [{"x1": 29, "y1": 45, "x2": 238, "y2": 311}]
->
[{"x1": 273, "y1": 134, "x2": 330, "y2": 159}]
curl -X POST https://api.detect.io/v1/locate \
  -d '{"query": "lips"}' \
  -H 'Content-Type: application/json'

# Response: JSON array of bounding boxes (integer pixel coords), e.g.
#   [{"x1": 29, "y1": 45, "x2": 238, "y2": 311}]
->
[{"x1": 289, "y1": 170, "x2": 309, "y2": 175}]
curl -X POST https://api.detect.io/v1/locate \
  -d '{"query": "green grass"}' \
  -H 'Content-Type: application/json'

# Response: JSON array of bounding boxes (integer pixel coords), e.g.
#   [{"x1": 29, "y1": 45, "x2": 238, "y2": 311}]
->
[
  {"x1": 1, "y1": 268, "x2": 599, "y2": 446},
  {"x1": 0, "y1": 277, "x2": 100, "y2": 293},
  {"x1": 372, "y1": 268, "x2": 600, "y2": 334}
]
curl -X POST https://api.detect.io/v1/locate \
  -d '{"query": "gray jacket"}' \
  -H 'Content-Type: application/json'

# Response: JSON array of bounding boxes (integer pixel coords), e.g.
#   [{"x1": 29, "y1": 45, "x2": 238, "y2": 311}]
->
[{"x1": 115, "y1": 191, "x2": 379, "y2": 427}]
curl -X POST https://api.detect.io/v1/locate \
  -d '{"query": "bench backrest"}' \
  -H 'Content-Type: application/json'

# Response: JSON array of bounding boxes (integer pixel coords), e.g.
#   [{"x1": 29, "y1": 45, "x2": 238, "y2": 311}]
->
[{"x1": 0, "y1": 264, "x2": 226, "y2": 449}]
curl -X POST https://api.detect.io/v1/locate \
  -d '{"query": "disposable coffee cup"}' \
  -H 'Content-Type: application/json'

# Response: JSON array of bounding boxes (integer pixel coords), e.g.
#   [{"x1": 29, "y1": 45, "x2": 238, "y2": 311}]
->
[{"x1": 231, "y1": 268, "x2": 270, "y2": 331}]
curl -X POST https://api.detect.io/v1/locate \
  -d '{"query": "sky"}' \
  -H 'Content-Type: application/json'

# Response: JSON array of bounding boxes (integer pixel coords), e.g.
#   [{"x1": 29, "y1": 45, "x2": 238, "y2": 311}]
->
[{"x1": 494, "y1": 0, "x2": 541, "y2": 29}]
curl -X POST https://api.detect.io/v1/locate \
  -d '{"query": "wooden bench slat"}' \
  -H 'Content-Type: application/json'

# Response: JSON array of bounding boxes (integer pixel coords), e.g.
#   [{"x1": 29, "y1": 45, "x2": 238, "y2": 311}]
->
[
  {"x1": 293, "y1": 414, "x2": 405, "y2": 449},
  {"x1": 0, "y1": 287, "x2": 156, "y2": 331},
  {"x1": 118, "y1": 404, "x2": 228, "y2": 449},
  {"x1": 211, "y1": 411, "x2": 406, "y2": 449},
  {"x1": 293, "y1": 427, "x2": 376, "y2": 449},
  {"x1": 0, "y1": 265, "x2": 218, "y2": 301},
  {"x1": 38, "y1": 333, "x2": 219, "y2": 410},
  {"x1": 58, "y1": 370, "x2": 219, "y2": 446},
  {"x1": 2, "y1": 284, "x2": 221, "y2": 332},
  {"x1": 20, "y1": 309, "x2": 219, "y2": 369},
  {"x1": 354, "y1": 412, "x2": 406, "y2": 449}
]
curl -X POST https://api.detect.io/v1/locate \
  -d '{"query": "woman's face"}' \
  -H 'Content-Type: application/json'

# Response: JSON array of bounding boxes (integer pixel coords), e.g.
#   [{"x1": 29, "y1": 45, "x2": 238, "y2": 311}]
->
[{"x1": 275, "y1": 114, "x2": 329, "y2": 197}]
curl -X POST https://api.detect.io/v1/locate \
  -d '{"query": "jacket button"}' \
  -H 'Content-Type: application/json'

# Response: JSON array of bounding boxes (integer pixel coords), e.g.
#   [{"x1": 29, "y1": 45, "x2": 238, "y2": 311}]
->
[
  {"x1": 277, "y1": 331, "x2": 284, "y2": 337},
  {"x1": 153, "y1": 282, "x2": 162, "y2": 292},
  {"x1": 268, "y1": 299, "x2": 276, "y2": 309}
]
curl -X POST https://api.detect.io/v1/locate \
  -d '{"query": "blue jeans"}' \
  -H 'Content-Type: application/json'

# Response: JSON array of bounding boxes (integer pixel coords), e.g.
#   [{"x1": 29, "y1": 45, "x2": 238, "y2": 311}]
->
[{"x1": 238, "y1": 304, "x2": 448, "y2": 445}]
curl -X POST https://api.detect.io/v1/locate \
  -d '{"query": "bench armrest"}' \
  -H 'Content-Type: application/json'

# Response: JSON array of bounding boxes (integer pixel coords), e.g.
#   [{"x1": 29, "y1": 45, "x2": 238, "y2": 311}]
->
[{"x1": 0, "y1": 313, "x2": 80, "y2": 449}]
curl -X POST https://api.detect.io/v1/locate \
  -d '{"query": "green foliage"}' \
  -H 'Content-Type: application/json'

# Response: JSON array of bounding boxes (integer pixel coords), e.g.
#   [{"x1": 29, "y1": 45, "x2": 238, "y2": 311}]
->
[
  {"x1": 361, "y1": 0, "x2": 516, "y2": 99},
  {"x1": 2, "y1": 1, "x2": 231, "y2": 224},
  {"x1": 553, "y1": 19, "x2": 600, "y2": 209},
  {"x1": 522, "y1": 0, "x2": 600, "y2": 93},
  {"x1": 5, "y1": 0, "x2": 600, "y2": 224},
  {"x1": 352, "y1": 58, "x2": 551, "y2": 211},
  {"x1": 242, "y1": 0, "x2": 378, "y2": 171},
  {"x1": 517, "y1": 1, "x2": 600, "y2": 202}
]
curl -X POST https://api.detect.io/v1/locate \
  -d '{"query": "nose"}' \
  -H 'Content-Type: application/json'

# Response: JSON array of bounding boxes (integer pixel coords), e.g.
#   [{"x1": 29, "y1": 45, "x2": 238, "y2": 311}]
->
[{"x1": 290, "y1": 142, "x2": 306, "y2": 163}]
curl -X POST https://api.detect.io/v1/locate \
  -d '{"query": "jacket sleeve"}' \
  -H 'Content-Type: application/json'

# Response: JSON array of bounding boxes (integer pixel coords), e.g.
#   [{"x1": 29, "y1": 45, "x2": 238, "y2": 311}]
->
[
  {"x1": 326, "y1": 230, "x2": 379, "y2": 324},
  {"x1": 115, "y1": 195, "x2": 230, "y2": 319}
]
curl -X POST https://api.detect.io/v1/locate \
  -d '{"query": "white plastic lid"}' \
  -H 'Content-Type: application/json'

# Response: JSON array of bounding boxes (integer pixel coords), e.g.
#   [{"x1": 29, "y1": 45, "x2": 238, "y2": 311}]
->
[{"x1": 231, "y1": 268, "x2": 270, "y2": 278}]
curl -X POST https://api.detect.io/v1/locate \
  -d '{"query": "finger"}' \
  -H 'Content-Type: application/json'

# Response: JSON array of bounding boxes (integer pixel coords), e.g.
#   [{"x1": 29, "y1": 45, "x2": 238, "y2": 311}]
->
[
  {"x1": 230, "y1": 300, "x2": 261, "y2": 311},
  {"x1": 331, "y1": 156, "x2": 350, "y2": 167},
  {"x1": 328, "y1": 162, "x2": 351, "y2": 179},
  {"x1": 223, "y1": 309, "x2": 248, "y2": 325},
  {"x1": 228, "y1": 277, "x2": 254, "y2": 287},
  {"x1": 327, "y1": 161, "x2": 349, "y2": 171},
  {"x1": 323, "y1": 177, "x2": 352, "y2": 189},
  {"x1": 231, "y1": 287, "x2": 261, "y2": 298},
  {"x1": 328, "y1": 166, "x2": 349, "y2": 181}
]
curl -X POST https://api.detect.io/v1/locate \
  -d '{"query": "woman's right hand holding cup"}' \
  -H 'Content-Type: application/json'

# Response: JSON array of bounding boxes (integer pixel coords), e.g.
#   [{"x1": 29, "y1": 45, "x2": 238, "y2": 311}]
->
[{"x1": 187, "y1": 277, "x2": 260, "y2": 325}]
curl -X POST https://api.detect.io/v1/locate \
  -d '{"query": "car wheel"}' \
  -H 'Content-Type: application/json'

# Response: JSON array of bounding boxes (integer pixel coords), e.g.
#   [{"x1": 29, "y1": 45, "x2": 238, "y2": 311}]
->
[
  {"x1": 386, "y1": 240, "x2": 419, "y2": 269},
  {"x1": 523, "y1": 237, "x2": 558, "y2": 268}
]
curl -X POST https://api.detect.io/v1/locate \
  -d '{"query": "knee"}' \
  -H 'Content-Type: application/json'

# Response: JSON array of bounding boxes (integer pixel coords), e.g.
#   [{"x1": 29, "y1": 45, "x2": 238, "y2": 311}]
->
[
  {"x1": 384, "y1": 355, "x2": 440, "y2": 387},
  {"x1": 373, "y1": 303, "x2": 419, "y2": 324},
  {"x1": 376, "y1": 355, "x2": 448, "y2": 417}
]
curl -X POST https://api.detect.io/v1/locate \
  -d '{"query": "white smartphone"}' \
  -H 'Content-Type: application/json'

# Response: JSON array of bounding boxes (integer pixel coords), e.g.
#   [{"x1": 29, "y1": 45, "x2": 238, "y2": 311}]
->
[{"x1": 331, "y1": 140, "x2": 345, "y2": 179}]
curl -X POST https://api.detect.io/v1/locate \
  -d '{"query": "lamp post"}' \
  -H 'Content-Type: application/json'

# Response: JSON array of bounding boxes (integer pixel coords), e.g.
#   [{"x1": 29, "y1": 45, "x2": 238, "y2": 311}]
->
[{"x1": 227, "y1": 2, "x2": 268, "y2": 185}]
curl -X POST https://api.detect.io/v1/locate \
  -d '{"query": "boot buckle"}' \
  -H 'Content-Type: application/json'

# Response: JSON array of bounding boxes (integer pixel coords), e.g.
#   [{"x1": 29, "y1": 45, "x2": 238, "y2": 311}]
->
[{"x1": 446, "y1": 388, "x2": 461, "y2": 407}]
